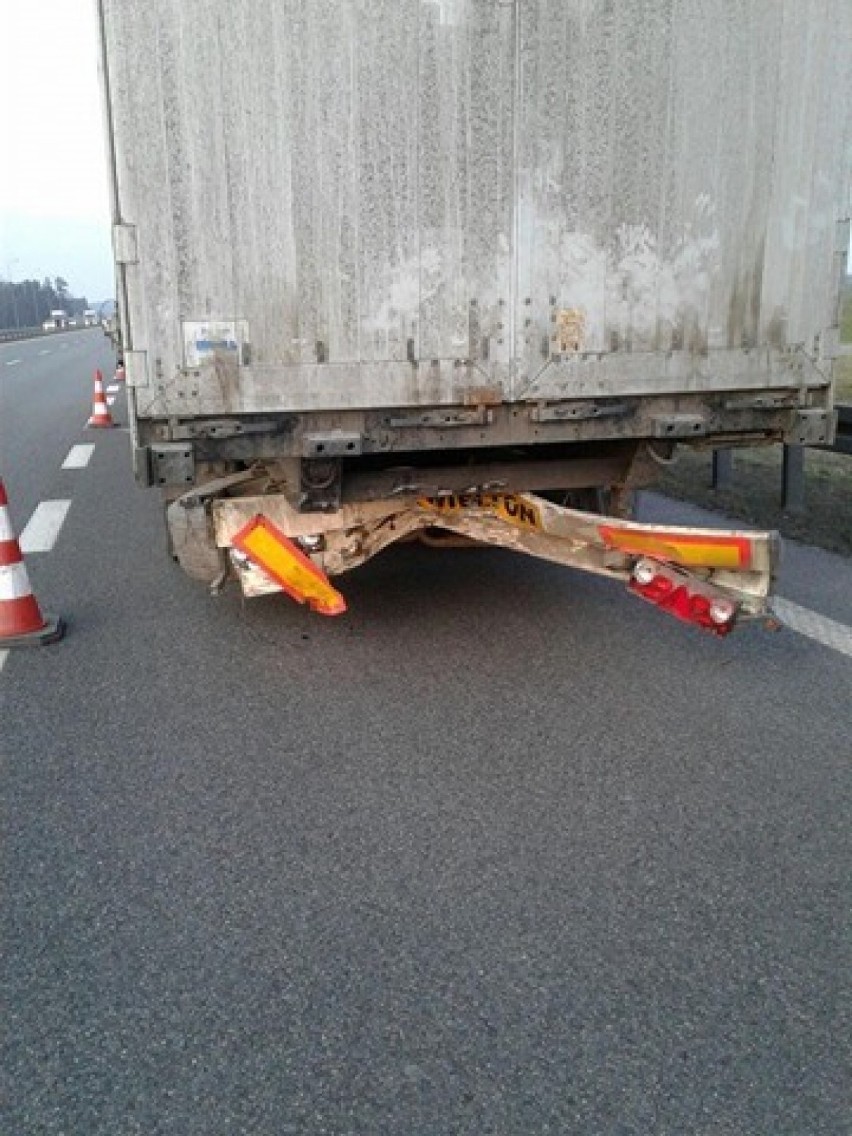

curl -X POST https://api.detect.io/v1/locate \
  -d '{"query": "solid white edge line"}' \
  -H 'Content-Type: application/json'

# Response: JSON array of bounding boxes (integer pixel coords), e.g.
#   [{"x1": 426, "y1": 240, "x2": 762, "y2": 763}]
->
[
  {"x1": 772, "y1": 597, "x2": 852, "y2": 660},
  {"x1": 19, "y1": 500, "x2": 72, "y2": 554},
  {"x1": 0, "y1": 649, "x2": 8, "y2": 673},
  {"x1": 62, "y1": 444, "x2": 96, "y2": 469}
]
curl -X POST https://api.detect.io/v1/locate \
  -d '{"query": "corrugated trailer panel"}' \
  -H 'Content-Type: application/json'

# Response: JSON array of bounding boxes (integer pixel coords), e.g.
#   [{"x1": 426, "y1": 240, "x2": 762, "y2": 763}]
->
[
  {"x1": 100, "y1": 0, "x2": 851, "y2": 418},
  {"x1": 515, "y1": 0, "x2": 851, "y2": 397}
]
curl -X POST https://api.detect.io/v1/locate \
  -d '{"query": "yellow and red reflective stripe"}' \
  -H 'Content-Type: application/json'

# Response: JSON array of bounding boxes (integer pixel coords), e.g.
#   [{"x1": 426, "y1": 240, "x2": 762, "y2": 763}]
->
[{"x1": 598, "y1": 526, "x2": 753, "y2": 570}]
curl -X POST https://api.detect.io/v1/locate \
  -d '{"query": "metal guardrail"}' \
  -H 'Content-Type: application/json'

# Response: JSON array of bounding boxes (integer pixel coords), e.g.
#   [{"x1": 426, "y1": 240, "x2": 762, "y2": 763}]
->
[
  {"x1": 712, "y1": 403, "x2": 851, "y2": 511},
  {"x1": 0, "y1": 326, "x2": 45, "y2": 342},
  {"x1": 777, "y1": 407, "x2": 851, "y2": 508},
  {"x1": 832, "y1": 404, "x2": 852, "y2": 455},
  {"x1": 0, "y1": 325, "x2": 99, "y2": 344}
]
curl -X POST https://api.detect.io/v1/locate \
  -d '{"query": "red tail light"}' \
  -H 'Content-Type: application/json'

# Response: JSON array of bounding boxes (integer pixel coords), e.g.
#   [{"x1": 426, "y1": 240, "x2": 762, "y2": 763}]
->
[{"x1": 629, "y1": 559, "x2": 739, "y2": 635}]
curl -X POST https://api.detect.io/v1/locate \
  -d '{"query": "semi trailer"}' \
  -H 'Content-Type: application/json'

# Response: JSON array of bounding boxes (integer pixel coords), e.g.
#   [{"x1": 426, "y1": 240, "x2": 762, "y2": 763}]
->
[{"x1": 97, "y1": 0, "x2": 851, "y2": 629}]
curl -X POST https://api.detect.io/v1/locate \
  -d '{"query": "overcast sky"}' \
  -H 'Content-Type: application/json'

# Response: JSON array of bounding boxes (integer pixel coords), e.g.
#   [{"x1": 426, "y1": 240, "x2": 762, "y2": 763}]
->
[{"x1": 0, "y1": 0, "x2": 113, "y2": 300}]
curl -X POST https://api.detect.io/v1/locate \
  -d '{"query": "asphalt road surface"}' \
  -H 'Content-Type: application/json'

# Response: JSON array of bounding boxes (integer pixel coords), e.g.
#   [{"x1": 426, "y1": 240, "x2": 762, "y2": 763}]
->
[{"x1": 2, "y1": 331, "x2": 851, "y2": 1134}]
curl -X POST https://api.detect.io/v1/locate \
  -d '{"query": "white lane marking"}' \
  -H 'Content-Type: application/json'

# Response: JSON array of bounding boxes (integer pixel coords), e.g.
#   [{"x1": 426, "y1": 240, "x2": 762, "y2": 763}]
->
[
  {"x1": 772, "y1": 597, "x2": 852, "y2": 660},
  {"x1": 107, "y1": 383, "x2": 119, "y2": 393},
  {"x1": 62, "y1": 444, "x2": 95, "y2": 469},
  {"x1": 19, "y1": 500, "x2": 72, "y2": 554},
  {"x1": 5, "y1": 359, "x2": 21, "y2": 366},
  {"x1": 39, "y1": 349, "x2": 51, "y2": 355},
  {"x1": 107, "y1": 396, "x2": 116, "y2": 406},
  {"x1": 0, "y1": 650, "x2": 8, "y2": 673}
]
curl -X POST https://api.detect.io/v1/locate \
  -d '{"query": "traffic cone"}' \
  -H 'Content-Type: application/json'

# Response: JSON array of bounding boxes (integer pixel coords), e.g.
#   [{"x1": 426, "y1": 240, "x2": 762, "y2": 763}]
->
[
  {"x1": 115, "y1": 361, "x2": 126, "y2": 382},
  {"x1": 0, "y1": 479, "x2": 64, "y2": 647},
  {"x1": 87, "y1": 369, "x2": 115, "y2": 428}
]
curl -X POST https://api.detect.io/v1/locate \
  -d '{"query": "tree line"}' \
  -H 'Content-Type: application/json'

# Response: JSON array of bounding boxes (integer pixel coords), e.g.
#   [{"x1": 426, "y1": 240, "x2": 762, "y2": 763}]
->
[{"x1": 0, "y1": 277, "x2": 93, "y2": 331}]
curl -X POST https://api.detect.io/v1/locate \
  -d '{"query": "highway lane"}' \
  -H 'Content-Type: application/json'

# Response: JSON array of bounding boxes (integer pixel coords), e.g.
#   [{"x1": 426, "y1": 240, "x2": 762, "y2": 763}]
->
[
  {"x1": 0, "y1": 329, "x2": 118, "y2": 530},
  {"x1": 2, "y1": 338, "x2": 851, "y2": 1134}
]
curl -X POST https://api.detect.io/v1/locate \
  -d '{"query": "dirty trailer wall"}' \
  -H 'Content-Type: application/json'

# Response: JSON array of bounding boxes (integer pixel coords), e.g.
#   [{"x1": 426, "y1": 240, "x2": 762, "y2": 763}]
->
[{"x1": 102, "y1": 0, "x2": 852, "y2": 415}]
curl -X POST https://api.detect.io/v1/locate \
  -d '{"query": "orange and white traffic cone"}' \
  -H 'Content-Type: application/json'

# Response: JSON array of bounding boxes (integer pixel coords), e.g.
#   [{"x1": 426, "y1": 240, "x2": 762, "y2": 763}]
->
[
  {"x1": 115, "y1": 361, "x2": 126, "y2": 382},
  {"x1": 0, "y1": 479, "x2": 64, "y2": 647},
  {"x1": 87, "y1": 369, "x2": 115, "y2": 428}
]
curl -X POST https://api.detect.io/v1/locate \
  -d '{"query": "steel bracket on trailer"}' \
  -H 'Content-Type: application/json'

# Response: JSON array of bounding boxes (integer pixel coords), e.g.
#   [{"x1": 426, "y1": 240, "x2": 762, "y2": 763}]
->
[
  {"x1": 301, "y1": 431, "x2": 363, "y2": 458},
  {"x1": 530, "y1": 400, "x2": 632, "y2": 424},
  {"x1": 169, "y1": 418, "x2": 282, "y2": 441},
  {"x1": 783, "y1": 408, "x2": 836, "y2": 447},
  {"x1": 651, "y1": 413, "x2": 707, "y2": 439},
  {"x1": 383, "y1": 408, "x2": 491, "y2": 429},
  {"x1": 148, "y1": 443, "x2": 195, "y2": 488}
]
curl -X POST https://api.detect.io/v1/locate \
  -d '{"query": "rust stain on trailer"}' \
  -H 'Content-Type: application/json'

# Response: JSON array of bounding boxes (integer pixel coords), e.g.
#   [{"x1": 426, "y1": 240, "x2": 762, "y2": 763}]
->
[{"x1": 462, "y1": 384, "x2": 503, "y2": 407}]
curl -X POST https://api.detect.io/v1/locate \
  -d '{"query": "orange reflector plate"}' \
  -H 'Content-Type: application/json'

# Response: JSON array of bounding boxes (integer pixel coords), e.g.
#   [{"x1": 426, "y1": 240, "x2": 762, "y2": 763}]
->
[
  {"x1": 598, "y1": 526, "x2": 753, "y2": 570},
  {"x1": 231, "y1": 515, "x2": 346, "y2": 616}
]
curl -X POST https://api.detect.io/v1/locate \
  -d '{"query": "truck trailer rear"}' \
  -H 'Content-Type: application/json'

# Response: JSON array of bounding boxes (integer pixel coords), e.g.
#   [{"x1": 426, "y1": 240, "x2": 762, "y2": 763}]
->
[{"x1": 97, "y1": 0, "x2": 851, "y2": 630}]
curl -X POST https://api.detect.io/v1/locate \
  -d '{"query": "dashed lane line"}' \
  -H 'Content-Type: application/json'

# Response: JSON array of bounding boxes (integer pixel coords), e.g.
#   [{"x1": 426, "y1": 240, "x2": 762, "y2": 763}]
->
[
  {"x1": 39, "y1": 349, "x2": 51, "y2": 355},
  {"x1": 772, "y1": 597, "x2": 852, "y2": 660},
  {"x1": 62, "y1": 444, "x2": 95, "y2": 470},
  {"x1": 0, "y1": 650, "x2": 8, "y2": 673},
  {"x1": 19, "y1": 500, "x2": 72, "y2": 554},
  {"x1": 107, "y1": 383, "x2": 119, "y2": 393},
  {"x1": 5, "y1": 359, "x2": 21, "y2": 366},
  {"x1": 107, "y1": 396, "x2": 116, "y2": 406}
]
